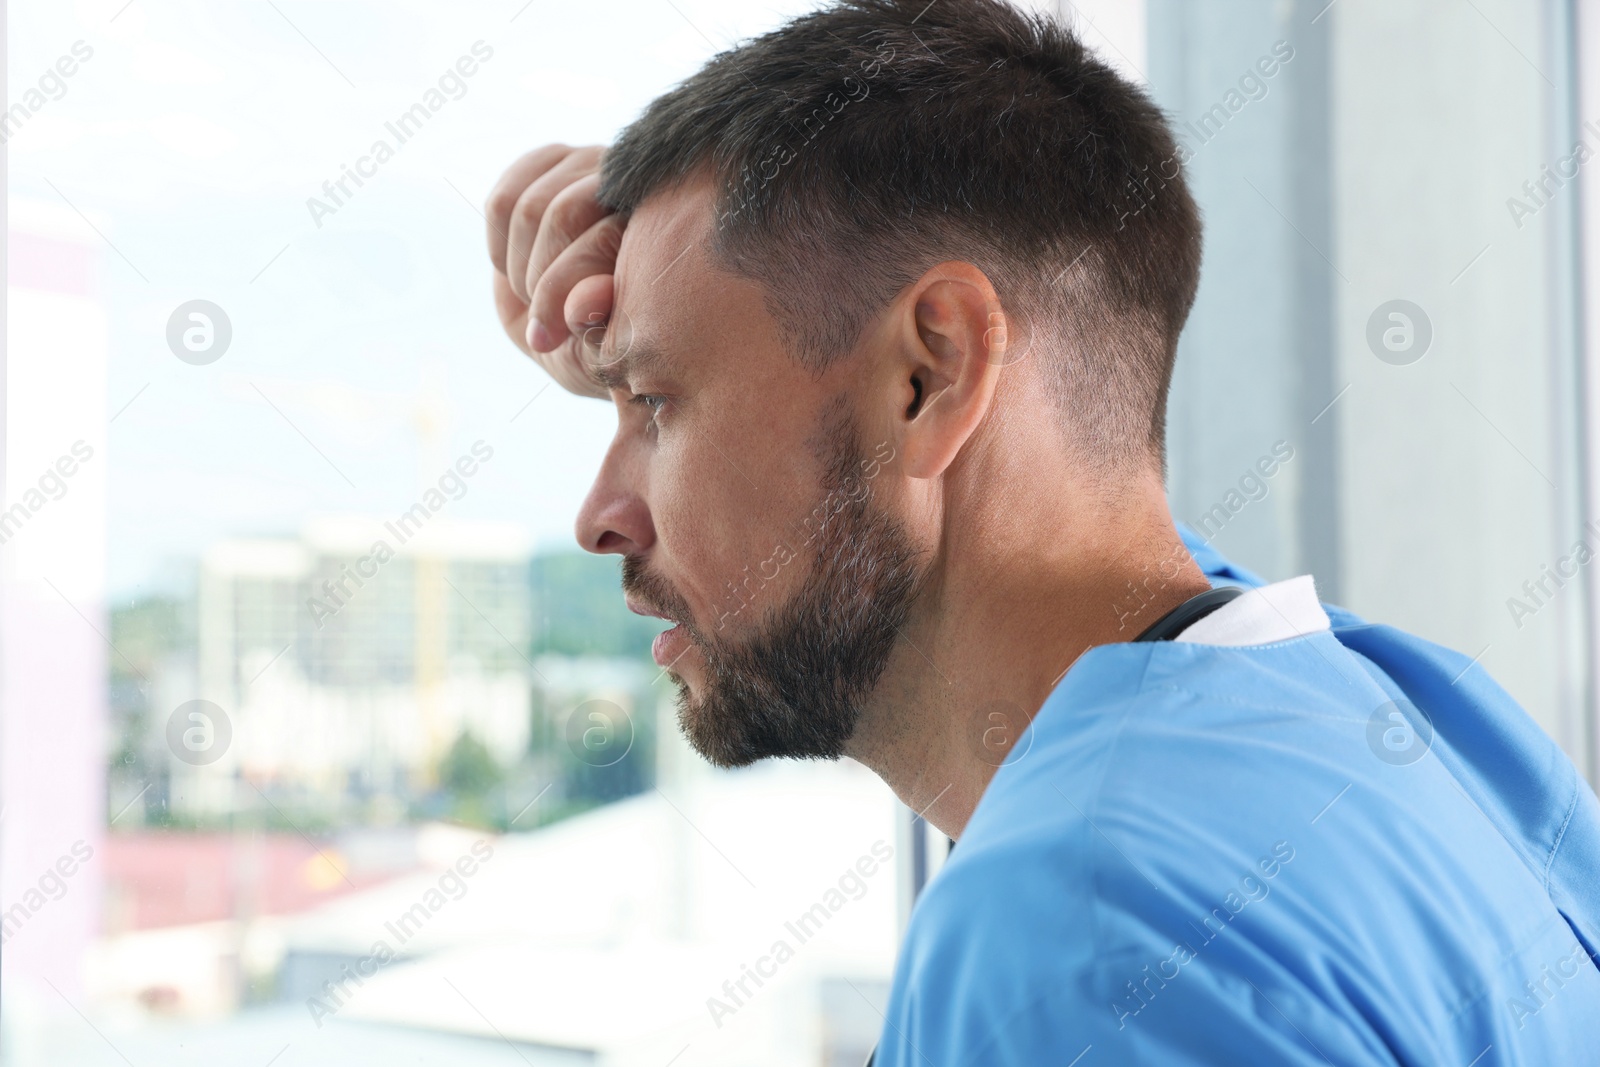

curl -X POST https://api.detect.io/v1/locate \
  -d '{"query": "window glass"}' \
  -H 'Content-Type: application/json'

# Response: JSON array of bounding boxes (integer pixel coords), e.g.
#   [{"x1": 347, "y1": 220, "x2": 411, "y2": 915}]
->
[{"x1": 2, "y1": 4, "x2": 901, "y2": 1064}]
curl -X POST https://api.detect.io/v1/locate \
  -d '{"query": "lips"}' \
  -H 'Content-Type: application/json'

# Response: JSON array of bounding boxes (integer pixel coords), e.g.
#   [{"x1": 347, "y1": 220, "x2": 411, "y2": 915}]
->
[
  {"x1": 625, "y1": 595, "x2": 678, "y2": 624},
  {"x1": 651, "y1": 623, "x2": 690, "y2": 669}
]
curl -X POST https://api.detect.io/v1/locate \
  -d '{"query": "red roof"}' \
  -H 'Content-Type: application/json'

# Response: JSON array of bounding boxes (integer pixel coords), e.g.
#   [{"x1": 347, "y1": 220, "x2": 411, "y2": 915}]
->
[{"x1": 102, "y1": 831, "x2": 411, "y2": 933}]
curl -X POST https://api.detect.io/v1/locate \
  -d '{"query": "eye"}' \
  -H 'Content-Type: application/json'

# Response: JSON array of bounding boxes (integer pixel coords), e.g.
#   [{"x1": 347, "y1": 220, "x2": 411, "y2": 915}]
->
[{"x1": 629, "y1": 392, "x2": 668, "y2": 425}]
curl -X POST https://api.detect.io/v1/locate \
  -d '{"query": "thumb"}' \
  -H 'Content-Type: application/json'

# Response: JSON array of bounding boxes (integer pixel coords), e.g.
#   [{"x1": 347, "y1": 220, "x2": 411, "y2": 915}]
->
[{"x1": 564, "y1": 272, "x2": 620, "y2": 369}]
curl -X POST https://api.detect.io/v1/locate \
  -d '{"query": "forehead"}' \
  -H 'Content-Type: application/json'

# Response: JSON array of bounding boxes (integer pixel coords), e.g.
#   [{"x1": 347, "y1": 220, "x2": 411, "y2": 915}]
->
[
  {"x1": 600, "y1": 178, "x2": 734, "y2": 377},
  {"x1": 617, "y1": 176, "x2": 717, "y2": 279}
]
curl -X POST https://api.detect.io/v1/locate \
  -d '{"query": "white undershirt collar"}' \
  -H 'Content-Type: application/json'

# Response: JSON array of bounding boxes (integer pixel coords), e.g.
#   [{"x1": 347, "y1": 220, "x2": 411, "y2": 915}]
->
[{"x1": 1175, "y1": 574, "x2": 1330, "y2": 646}]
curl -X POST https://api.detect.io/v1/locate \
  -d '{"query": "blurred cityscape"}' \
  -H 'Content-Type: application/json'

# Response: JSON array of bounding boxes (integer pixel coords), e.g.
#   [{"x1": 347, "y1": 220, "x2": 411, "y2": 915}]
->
[
  {"x1": 107, "y1": 519, "x2": 663, "y2": 836},
  {"x1": 3, "y1": 203, "x2": 903, "y2": 1067},
  {"x1": 23, "y1": 523, "x2": 904, "y2": 1067},
  {"x1": 93, "y1": 527, "x2": 658, "y2": 1018}
]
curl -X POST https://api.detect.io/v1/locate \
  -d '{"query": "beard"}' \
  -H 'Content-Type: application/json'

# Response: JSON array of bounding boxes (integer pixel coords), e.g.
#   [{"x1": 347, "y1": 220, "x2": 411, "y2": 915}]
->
[{"x1": 622, "y1": 402, "x2": 926, "y2": 768}]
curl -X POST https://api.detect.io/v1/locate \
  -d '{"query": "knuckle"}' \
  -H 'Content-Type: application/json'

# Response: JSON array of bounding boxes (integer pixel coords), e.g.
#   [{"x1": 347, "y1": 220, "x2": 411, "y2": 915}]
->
[
  {"x1": 523, "y1": 143, "x2": 570, "y2": 174},
  {"x1": 488, "y1": 143, "x2": 573, "y2": 220},
  {"x1": 530, "y1": 268, "x2": 560, "y2": 311},
  {"x1": 543, "y1": 192, "x2": 587, "y2": 242},
  {"x1": 594, "y1": 214, "x2": 626, "y2": 254},
  {"x1": 514, "y1": 187, "x2": 549, "y2": 227},
  {"x1": 485, "y1": 188, "x2": 518, "y2": 226}
]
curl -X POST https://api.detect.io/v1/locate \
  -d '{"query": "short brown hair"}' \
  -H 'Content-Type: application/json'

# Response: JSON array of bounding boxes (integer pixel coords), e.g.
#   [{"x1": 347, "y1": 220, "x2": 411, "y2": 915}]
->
[{"x1": 600, "y1": 0, "x2": 1202, "y2": 473}]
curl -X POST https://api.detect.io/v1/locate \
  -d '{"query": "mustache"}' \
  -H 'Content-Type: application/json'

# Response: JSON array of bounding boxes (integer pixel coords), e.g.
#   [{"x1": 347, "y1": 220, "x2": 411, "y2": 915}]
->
[{"x1": 621, "y1": 555, "x2": 696, "y2": 628}]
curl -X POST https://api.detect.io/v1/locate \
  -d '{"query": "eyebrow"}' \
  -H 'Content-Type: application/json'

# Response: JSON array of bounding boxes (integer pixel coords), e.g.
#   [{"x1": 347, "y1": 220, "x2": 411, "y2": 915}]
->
[{"x1": 591, "y1": 336, "x2": 673, "y2": 392}]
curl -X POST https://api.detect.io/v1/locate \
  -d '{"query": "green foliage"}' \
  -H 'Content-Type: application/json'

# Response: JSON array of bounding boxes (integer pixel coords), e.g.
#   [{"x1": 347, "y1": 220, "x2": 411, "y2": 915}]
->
[
  {"x1": 108, "y1": 594, "x2": 197, "y2": 828},
  {"x1": 530, "y1": 551, "x2": 666, "y2": 658},
  {"x1": 439, "y1": 730, "x2": 502, "y2": 795},
  {"x1": 105, "y1": 553, "x2": 666, "y2": 835},
  {"x1": 109, "y1": 594, "x2": 194, "y2": 680}
]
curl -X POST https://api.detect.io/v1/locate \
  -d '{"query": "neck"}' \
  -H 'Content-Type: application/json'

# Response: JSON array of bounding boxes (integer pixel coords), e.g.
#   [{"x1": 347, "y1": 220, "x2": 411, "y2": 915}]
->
[{"x1": 844, "y1": 472, "x2": 1210, "y2": 840}]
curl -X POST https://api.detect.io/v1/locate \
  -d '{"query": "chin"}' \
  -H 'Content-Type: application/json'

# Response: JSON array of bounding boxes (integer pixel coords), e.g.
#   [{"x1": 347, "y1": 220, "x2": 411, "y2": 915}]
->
[
  {"x1": 666, "y1": 651, "x2": 707, "y2": 697},
  {"x1": 675, "y1": 699, "x2": 756, "y2": 769}
]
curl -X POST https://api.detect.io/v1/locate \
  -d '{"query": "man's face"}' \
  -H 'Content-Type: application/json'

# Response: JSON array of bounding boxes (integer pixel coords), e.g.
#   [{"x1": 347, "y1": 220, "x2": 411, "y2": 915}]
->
[{"x1": 574, "y1": 179, "x2": 927, "y2": 767}]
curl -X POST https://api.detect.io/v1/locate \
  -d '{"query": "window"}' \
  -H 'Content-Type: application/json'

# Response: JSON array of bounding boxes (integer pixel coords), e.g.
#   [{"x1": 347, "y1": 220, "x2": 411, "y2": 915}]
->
[{"x1": 3, "y1": 3, "x2": 901, "y2": 1064}]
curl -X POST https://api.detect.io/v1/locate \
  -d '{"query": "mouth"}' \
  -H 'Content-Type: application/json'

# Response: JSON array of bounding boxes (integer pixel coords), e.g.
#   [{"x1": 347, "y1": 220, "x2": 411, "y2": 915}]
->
[
  {"x1": 626, "y1": 596, "x2": 692, "y2": 669},
  {"x1": 625, "y1": 595, "x2": 678, "y2": 624}
]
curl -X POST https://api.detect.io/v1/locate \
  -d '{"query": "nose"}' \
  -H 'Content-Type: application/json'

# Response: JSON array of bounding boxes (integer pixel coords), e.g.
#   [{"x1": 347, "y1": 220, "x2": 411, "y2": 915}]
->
[{"x1": 575, "y1": 430, "x2": 654, "y2": 556}]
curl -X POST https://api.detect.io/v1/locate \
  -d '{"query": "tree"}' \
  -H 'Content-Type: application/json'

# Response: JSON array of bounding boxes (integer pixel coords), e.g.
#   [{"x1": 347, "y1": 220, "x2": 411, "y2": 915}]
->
[{"x1": 439, "y1": 730, "x2": 501, "y2": 795}]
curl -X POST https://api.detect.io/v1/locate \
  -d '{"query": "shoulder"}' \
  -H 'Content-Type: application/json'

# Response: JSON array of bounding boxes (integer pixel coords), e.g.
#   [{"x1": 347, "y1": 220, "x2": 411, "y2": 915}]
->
[
  {"x1": 878, "y1": 802, "x2": 1361, "y2": 1066},
  {"x1": 875, "y1": 649, "x2": 1373, "y2": 1061}
]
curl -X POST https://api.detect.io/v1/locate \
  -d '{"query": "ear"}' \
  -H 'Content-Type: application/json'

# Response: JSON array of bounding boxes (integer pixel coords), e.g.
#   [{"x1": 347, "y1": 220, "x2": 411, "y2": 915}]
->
[{"x1": 881, "y1": 262, "x2": 1009, "y2": 479}]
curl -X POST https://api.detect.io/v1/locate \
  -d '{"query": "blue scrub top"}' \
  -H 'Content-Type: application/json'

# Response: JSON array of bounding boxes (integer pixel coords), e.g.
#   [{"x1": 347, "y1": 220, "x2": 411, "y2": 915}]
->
[{"x1": 872, "y1": 527, "x2": 1600, "y2": 1065}]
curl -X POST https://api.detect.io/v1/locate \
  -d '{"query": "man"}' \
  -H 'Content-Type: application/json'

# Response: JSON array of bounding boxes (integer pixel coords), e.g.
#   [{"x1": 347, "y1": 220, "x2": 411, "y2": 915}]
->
[{"x1": 484, "y1": 0, "x2": 1600, "y2": 1062}]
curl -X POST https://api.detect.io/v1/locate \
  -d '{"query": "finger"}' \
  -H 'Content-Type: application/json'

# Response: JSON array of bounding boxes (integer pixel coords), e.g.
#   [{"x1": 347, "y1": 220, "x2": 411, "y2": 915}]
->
[
  {"x1": 496, "y1": 270, "x2": 608, "y2": 398},
  {"x1": 564, "y1": 273, "x2": 615, "y2": 343},
  {"x1": 529, "y1": 213, "x2": 627, "y2": 352},
  {"x1": 505, "y1": 146, "x2": 605, "y2": 304},
  {"x1": 564, "y1": 273, "x2": 617, "y2": 376},
  {"x1": 492, "y1": 270, "x2": 530, "y2": 355},
  {"x1": 525, "y1": 172, "x2": 610, "y2": 307},
  {"x1": 545, "y1": 338, "x2": 611, "y2": 399},
  {"x1": 485, "y1": 143, "x2": 571, "y2": 274}
]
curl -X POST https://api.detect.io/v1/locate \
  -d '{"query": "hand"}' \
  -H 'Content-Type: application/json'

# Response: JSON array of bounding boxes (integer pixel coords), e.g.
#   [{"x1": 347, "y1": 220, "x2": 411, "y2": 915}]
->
[{"x1": 486, "y1": 143, "x2": 624, "y2": 399}]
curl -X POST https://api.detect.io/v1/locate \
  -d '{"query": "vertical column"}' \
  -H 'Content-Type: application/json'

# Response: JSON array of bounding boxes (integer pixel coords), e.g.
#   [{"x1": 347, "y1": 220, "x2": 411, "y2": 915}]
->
[{"x1": 1, "y1": 199, "x2": 110, "y2": 1009}]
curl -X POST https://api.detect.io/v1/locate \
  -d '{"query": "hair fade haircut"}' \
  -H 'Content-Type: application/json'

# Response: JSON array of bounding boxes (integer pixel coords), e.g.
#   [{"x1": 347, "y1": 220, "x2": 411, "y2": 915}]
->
[{"x1": 599, "y1": 0, "x2": 1203, "y2": 474}]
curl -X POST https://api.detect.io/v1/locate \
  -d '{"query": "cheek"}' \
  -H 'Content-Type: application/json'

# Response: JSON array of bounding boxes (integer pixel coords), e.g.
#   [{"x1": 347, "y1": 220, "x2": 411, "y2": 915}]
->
[{"x1": 653, "y1": 430, "x2": 819, "y2": 622}]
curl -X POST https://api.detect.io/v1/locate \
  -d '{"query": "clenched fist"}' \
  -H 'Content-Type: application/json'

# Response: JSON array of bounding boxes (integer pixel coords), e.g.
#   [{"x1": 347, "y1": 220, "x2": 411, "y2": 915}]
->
[{"x1": 485, "y1": 143, "x2": 623, "y2": 399}]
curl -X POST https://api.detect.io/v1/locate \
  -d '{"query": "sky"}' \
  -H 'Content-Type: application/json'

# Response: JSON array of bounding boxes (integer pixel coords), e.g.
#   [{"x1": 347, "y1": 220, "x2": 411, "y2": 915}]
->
[{"x1": 7, "y1": 0, "x2": 831, "y2": 598}]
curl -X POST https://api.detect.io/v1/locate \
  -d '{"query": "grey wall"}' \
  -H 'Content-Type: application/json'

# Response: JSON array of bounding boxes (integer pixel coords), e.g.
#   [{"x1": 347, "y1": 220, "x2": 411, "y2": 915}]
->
[{"x1": 1148, "y1": 0, "x2": 1593, "y2": 774}]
